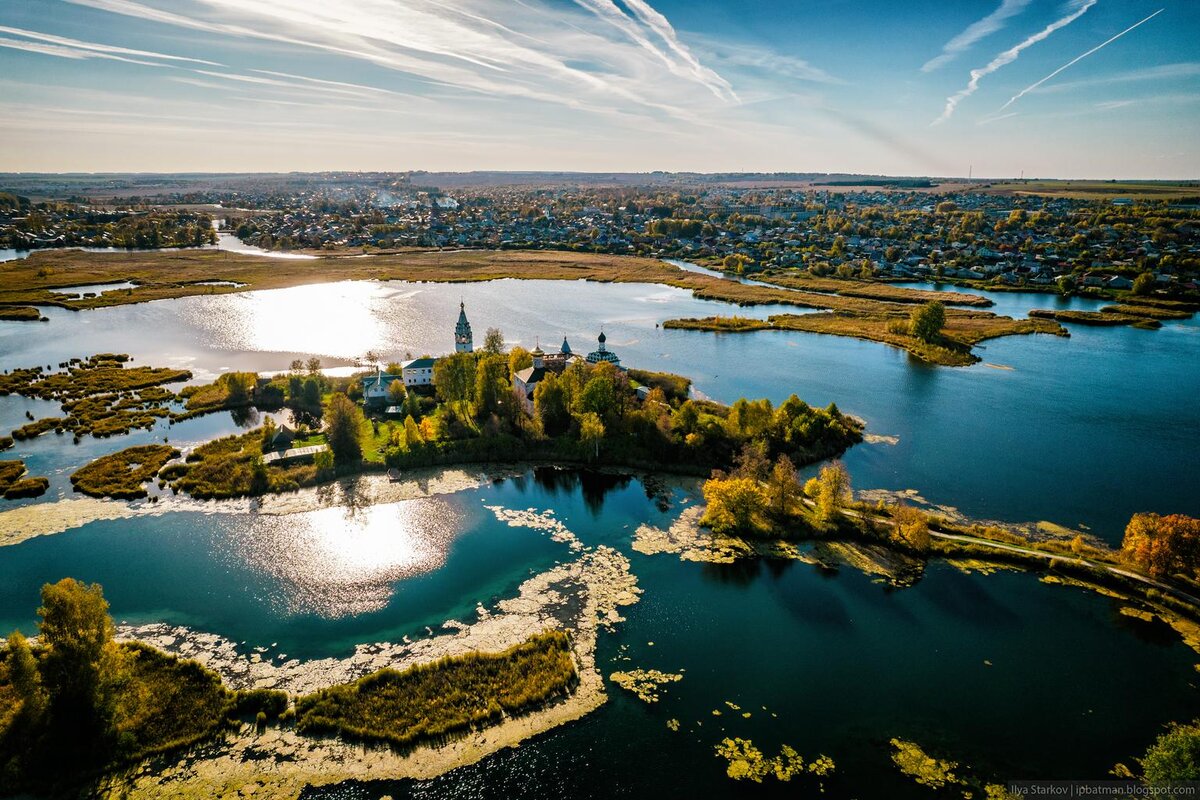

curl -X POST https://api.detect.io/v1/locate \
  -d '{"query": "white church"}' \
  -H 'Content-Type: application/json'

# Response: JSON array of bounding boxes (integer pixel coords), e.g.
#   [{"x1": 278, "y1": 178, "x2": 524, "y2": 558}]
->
[{"x1": 363, "y1": 302, "x2": 618, "y2": 410}]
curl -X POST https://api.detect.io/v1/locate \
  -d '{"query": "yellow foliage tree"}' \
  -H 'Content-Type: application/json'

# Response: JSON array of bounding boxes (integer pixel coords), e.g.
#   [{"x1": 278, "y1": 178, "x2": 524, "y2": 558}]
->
[
  {"x1": 701, "y1": 476, "x2": 770, "y2": 535},
  {"x1": 1121, "y1": 512, "x2": 1200, "y2": 578}
]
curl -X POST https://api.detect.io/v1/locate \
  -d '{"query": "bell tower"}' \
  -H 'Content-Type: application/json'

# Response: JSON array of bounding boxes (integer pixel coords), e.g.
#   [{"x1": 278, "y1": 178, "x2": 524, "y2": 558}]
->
[{"x1": 455, "y1": 300, "x2": 473, "y2": 353}]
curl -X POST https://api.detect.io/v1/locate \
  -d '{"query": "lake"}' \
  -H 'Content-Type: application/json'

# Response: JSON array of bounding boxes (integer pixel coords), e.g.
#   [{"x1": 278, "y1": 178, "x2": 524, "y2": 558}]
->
[{"x1": 0, "y1": 268, "x2": 1197, "y2": 796}]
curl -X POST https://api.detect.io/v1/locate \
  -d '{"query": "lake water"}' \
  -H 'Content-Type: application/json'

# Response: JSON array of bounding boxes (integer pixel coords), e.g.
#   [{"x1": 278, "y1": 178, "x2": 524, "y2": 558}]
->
[
  {"x1": 0, "y1": 469, "x2": 1195, "y2": 798},
  {"x1": 0, "y1": 267, "x2": 1197, "y2": 796},
  {"x1": 0, "y1": 232, "x2": 316, "y2": 263}
]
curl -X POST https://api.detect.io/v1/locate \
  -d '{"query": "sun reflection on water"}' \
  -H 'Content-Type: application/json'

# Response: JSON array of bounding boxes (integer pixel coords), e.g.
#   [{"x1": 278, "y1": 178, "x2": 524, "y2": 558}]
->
[{"x1": 224, "y1": 497, "x2": 463, "y2": 618}]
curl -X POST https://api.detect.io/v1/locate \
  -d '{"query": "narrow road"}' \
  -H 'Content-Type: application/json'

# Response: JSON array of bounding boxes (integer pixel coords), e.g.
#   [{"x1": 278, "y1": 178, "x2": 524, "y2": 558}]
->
[{"x1": 821, "y1": 500, "x2": 1200, "y2": 610}]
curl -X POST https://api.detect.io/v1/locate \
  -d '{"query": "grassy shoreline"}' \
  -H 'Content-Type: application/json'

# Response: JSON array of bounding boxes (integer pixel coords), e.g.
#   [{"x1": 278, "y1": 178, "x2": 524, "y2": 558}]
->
[
  {"x1": 664, "y1": 312, "x2": 1065, "y2": 367},
  {"x1": 0, "y1": 248, "x2": 1074, "y2": 364}
]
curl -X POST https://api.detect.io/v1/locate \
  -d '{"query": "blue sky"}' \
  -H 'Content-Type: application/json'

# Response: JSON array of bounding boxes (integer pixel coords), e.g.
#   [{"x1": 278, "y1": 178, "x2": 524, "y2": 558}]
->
[{"x1": 0, "y1": 0, "x2": 1196, "y2": 177}]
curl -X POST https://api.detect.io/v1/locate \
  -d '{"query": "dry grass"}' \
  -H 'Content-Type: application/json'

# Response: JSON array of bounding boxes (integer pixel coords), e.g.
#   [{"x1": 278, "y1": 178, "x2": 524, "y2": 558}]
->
[
  {"x1": 665, "y1": 312, "x2": 1065, "y2": 367},
  {"x1": 759, "y1": 274, "x2": 993, "y2": 307}
]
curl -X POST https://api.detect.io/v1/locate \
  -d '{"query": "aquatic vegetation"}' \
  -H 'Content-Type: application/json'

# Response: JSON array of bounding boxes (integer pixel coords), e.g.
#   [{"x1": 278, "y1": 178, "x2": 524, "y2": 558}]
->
[
  {"x1": 1029, "y1": 308, "x2": 1158, "y2": 328},
  {"x1": 666, "y1": 309, "x2": 1066, "y2": 367},
  {"x1": 70, "y1": 445, "x2": 181, "y2": 500},
  {"x1": 0, "y1": 306, "x2": 43, "y2": 321},
  {"x1": 714, "y1": 738, "x2": 835, "y2": 784},
  {"x1": 0, "y1": 460, "x2": 49, "y2": 500},
  {"x1": 889, "y1": 738, "x2": 960, "y2": 789},
  {"x1": 609, "y1": 669, "x2": 682, "y2": 703},
  {"x1": 0, "y1": 354, "x2": 190, "y2": 440},
  {"x1": 666, "y1": 718, "x2": 680, "y2": 731},
  {"x1": 294, "y1": 630, "x2": 578, "y2": 749},
  {"x1": 167, "y1": 428, "x2": 316, "y2": 499}
]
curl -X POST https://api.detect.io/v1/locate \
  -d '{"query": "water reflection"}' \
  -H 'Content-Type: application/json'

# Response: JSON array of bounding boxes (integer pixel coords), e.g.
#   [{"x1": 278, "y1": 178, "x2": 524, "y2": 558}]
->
[
  {"x1": 222, "y1": 498, "x2": 463, "y2": 618},
  {"x1": 524, "y1": 466, "x2": 633, "y2": 515}
]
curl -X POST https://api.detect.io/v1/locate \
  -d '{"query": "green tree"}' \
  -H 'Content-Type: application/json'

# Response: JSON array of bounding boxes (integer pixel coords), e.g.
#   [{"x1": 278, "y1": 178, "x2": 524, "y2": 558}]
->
[
  {"x1": 37, "y1": 578, "x2": 117, "y2": 731},
  {"x1": 313, "y1": 448, "x2": 334, "y2": 479},
  {"x1": 1132, "y1": 271, "x2": 1156, "y2": 296},
  {"x1": 302, "y1": 377, "x2": 322, "y2": 408},
  {"x1": 325, "y1": 393, "x2": 364, "y2": 464},
  {"x1": 404, "y1": 415, "x2": 423, "y2": 449},
  {"x1": 1057, "y1": 275, "x2": 1076, "y2": 295},
  {"x1": 909, "y1": 301, "x2": 946, "y2": 343},
  {"x1": 472, "y1": 353, "x2": 509, "y2": 420},
  {"x1": 387, "y1": 378, "x2": 407, "y2": 406},
  {"x1": 1141, "y1": 719, "x2": 1200, "y2": 782},
  {"x1": 534, "y1": 373, "x2": 571, "y2": 436},
  {"x1": 434, "y1": 352, "x2": 476, "y2": 410},
  {"x1": 508, "y1": 346, "x2": 533, "y2": 375},
  {"x1": 305, "y1": 357, "x2": 322, "y2": 375},
  {"x1": 579, "y1": 412, "x2": 605, "y2": 460},
  {"x1": 815, "y1": 462, "x2": 851, "y2": 522},
  {"x1": 483, "y1": 327, "x2": 505, "y2": 354},
  {"x1": 5, "y1": 630, "x2": 47, "y2": 722}
]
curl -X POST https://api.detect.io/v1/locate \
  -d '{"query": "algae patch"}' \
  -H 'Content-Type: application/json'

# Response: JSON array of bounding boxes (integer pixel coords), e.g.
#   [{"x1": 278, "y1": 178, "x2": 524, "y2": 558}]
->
[
  {"x1": 889, "y1": 738, "x2": 960, "y2": 789},
  {"x1": 609, "y1": 669, "x2": 682, "y2": 703}
]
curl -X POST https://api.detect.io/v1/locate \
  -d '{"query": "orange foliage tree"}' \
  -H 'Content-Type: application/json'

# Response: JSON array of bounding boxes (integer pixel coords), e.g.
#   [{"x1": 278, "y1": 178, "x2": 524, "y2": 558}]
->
[{"x1": 1121, "y1": 513, "x2": 1200, "y2": 579}]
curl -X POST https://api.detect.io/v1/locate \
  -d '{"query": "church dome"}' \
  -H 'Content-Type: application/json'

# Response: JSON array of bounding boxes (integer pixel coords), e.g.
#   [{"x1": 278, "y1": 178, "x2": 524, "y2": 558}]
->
[{"x1": 597, "y1": 330, "x2": 606, "y2": 344}]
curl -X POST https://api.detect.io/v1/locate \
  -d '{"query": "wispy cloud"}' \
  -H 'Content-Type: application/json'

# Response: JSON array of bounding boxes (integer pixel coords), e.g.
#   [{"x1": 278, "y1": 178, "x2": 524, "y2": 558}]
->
[
  {"x1": 922, "y1": 0, "x2": 1031, "y2": 73},
  {"x1": 1000, "y1": 8, "x2": 1165, "y2": 110},
  {"x1": 66, "y1": 0, "x2": 734, "y2": 121},
  {"x1": 976, "y1": 110, "x2": 1020, "y2": 125},
  {"x1": 0, "y1": 24, "x2": 222, "y2": 66},
  {"x1": 688, "y1": 34, "x2": 841, "y2": 85},
  {"x1": 934, "y1": 0, "x2": 1096, "y2": 124},
  {"x1": 1026, "y1": 61, "x2": 1200, "y2": 94}
]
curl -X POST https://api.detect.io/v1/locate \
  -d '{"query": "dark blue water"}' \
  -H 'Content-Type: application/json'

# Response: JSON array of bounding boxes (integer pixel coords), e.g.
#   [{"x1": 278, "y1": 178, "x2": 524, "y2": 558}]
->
[{"x1": 1, "y1": 469, "x2": 1195, "y2": 797}]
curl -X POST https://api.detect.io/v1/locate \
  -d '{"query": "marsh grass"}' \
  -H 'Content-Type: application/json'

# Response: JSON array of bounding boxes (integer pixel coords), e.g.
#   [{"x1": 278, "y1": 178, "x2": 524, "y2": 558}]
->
[
  {"x1": 0, "y1": 460, "x2": 49, "y2": 500},
  {"x1": 70, "y1": 444, "x2": 180, "y2": 499},
  {"x1": 294, "y1": 630, "x2": 577, "y2": 750}
]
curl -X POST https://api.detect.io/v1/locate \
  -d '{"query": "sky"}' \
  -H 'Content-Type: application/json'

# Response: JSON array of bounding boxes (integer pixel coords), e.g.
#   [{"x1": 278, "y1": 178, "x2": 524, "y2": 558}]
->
[{"x1": 0, "y1": 0, "x2": 1196, "y2": 178}]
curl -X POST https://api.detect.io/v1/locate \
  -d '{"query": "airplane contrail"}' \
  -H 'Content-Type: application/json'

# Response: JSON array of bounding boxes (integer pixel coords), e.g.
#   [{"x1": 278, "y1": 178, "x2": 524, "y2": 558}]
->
[{"x1": 1001, "y1": 7, "x2": 1165, "y2": 110}]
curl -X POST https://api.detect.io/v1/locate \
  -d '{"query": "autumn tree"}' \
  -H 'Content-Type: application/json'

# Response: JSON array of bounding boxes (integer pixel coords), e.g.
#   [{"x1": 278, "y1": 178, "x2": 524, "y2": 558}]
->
[
  {"x1": 5, "y1": 630, "x2": 47, "y2": 723},
  {"x1": 1121, "y1": 512, "x2": 1200, "y2": 578},
  {"x1": 909, "y1": 301, "x2": 945, "y2": 343},
  {"x1": 579, "y1": 412, "x2": 605, "y2": 460},
  {"x1": 387, "y1": 378, "x2": 406, "y2": 406},
  {"x1": 1132, "y1": 271, "x2": 1156, "y2": 296},
  {"x1": 815, "y1": 461, "x2": 851, "y2": 522},
  {"x1": 701, "y1": 475, "x2": 769, "y2": 535},
  {"x1": 767, "y1": 454, "x2": 800, "y2": 517},
  {"x1": 890, "y1": 504, "x2": 931, "y2": 552},
  {"x1": 508, "y1": 346, "x2": 533, "y2": 375},
  {"x1": 325, "y1": 393, "x2": 364, "y2": 463}
]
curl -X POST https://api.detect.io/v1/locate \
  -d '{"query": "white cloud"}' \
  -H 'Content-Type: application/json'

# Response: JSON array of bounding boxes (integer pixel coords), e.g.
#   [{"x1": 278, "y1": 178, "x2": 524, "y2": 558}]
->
[
  {"x1": 65, "y1": 0, "x2": 736, "y2": 121},
  {"x1": 1001, "y1": 8, "x2": 1166, "y2": 110},
  {"x1": 934, "y1": 0, "x2": 1096, "y2": 124},
  {"x1": 922, "y1": 0, "x2": 1031, "y2": 73},
  {"x1": 0, "y1": 24, "x2": 222, "y2": 66}
]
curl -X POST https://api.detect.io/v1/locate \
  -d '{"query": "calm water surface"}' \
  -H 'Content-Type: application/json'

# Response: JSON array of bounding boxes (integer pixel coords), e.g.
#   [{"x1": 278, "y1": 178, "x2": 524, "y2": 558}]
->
[{"x1": 0, "y1": 266, "x2": 1197, "y2": 796}]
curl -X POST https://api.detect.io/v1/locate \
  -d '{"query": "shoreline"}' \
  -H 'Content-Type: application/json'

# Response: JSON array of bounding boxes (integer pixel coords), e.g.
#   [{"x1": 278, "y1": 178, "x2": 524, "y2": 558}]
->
[{"x1": 98, "y1": 517, "x2": 641, "y2": 798}]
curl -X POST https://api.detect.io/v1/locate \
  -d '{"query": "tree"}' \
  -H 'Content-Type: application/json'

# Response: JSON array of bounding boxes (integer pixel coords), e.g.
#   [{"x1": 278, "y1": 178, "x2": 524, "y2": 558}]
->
[
  {"x1": 434, "y1": 352, "x2": 476, "y2": 410},
  {"x1": 534, "y1": 373, "x2": 571, "y2": 436},
  {"x1": 305, "y1": 357, "x2": 322, "y2": 375},
  {"x1": 473, "y1": 353, "x2": 509, "y2": 420},
  {"x1": 302, "y1": 377, "x2": 322, "y2": 408},
  {"x1": 890, "y1": 504, "x2": 931, "y2": 551},
  {"x1": 578, "y1": 369, "x2": 618, "y2": 422},
  {"x1": 1132, "y1": 271, "x2": 1156, "y2": 296},
  {"x1": 483, "y1": 327, "x2": 505, "y2": 354},
  {"x1": 700, "y1": 475, "x2": 769, "y2": 535},
  {"x1": 1057, "y1": 275, "x2": 1076, "y2": 295},
  {"x1": 508, "y1": 346, "x2": 533, "y2": 375},
  {"x1": 37, "y1": 578, "x2": 117, "y2": 731},
  {"x1": 1141, "y1": 719, "x2": 1200, "y2": 782},
  {"x1": 579, "y1": 412, "x2": 605, "y2": 460},
  {"x1": 909, "y1": 301, "x2": 945, "y2": 343},
  {"x1": 5, "y1": 630, "x2": 47, "y2": 722},
  {"x1": 767, "y1": 454, "x2": 800, "y2": 517},
  {"x1": 388, "y1": 378, "x2": 407, "y2": 406},
  {"x1": 1121, "y1": 512, "x2": 1200, "y2": 579},
  {"x1": 404, "y1": 415, "x2": 424, "y2": 448},
  {"x1": 815, "y1": 462, "x2": 851, "y2": 522},
  {"x1": 325, "y1": 393, "x2": 363, "y2": 464},
  {"x1": 313, "y1": 448, "x2": 334, "y2": 479}
]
